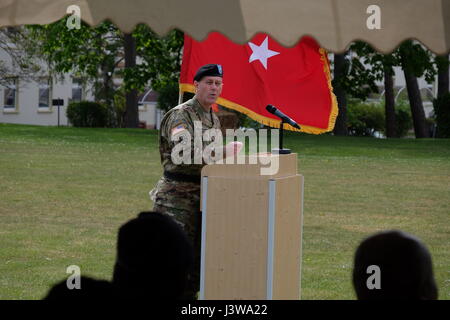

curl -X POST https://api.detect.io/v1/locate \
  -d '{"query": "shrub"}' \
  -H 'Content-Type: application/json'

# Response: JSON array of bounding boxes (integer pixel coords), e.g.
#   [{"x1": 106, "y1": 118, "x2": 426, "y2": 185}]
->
[
  {"x1": 347, "y1": 102, "x2": 384, "y2": 137},
  {"x1": 394, "y1": 99, "x2": 413, "y2": 138},
  {"x1": 433, "y1": 93, "x2": 450, "y2": 138},
  {"x1": 66, "y1": 101, "x2": 107, "y2": 127},
  {"x1": 236, "y1": 112, "x2": 262, "y2": 130},
  {"x1": 347, "y1": 100, "x2": 413, "y2": 138},
  {"x1": 157, "y1": 81, "x2": 180, "y2": 112},
  {"x1": 113, "y1": 88, "x2": 126, "y2": 128}
]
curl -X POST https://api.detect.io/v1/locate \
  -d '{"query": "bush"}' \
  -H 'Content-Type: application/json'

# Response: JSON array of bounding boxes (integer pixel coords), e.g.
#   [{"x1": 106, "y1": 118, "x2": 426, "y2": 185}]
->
[
  {"x1": 113, "y1": 88, "x2": 126, "y2": 128},
  {"x1": 394, "y1": 99, "x2": 413, "y2": 138},
  {"x1": 347, "y1": 100, "x2": 413, "y2": 138},
  {"x1": 66, "y1": 101, "x2": 108, "y2": 127},
  {"x1": 347, "y1": 102, "x2": 385, "y2": 136},
  {"x1": 433, "y1": 93, "x2": 450, "y2": 138},
  {"x1": 157, "y1": 81, "x2": 180, "y2": 112}
]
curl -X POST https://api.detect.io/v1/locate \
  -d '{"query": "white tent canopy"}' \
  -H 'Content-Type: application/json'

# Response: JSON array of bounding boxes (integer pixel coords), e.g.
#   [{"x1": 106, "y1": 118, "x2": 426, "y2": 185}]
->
[{"x1": 1, "y1": 0, "x2": 449, "y2": 54}]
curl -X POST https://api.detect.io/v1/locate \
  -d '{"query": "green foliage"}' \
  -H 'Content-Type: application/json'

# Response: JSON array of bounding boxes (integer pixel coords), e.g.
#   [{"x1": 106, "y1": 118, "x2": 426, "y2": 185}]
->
[
  {"x1": 66, "y1": 101, "x2": 108, "y2": 127},
  {"x1": 334, "y1": 48, "x2": 380, "y2": 100},
  {"x1": 113, "y1": 88, "x2": 126, "y2": 128},
  {"x1": 347, "y1": 100, "x2": 413, "y2": 138},
  {"x1": 28, "y1": 19, "x2": 124, "y2": 127},
  {"x1": 394, "y1": 99, "x2": 413, "y2": 138},
  {"x1": 129, "y1": 27, "x2": 184, "y2": 112},
  {"x1": 347, "y1": 101, "x2": 385, "y2": 136},
  {"x1": 433, "y1": 92, "x2": 450, "y2": 138},
  {"x1": 29, "y1": 20, "x2": 184, "y2": 115},
  {"x1": 346, "y1": 40, "x2": 438, "y2": 101},
  {"x1": 28, "y1": 20, "x2": 122, "y2": 80},
  {"x1": 156, "y1": 81, "x2": 180, "y2": 111},
  {"x1": 0, "y1": 27, "x2": 43, "y2": 85},
  {"x1": 237, "y1": 113, "x2": 263, "y2": 129},
  {"x1": 130, "y1": 26, "x2": 183, "y2": 95},
  {"x1": 350, "y1": 41, "x2": 399, "y2": 79},
  {"x1": 435, "y1": 55, "x2": 450, "y2": 72},
  {"x1": 398, "y1": 40, "x2": 437, "y2": 82}
]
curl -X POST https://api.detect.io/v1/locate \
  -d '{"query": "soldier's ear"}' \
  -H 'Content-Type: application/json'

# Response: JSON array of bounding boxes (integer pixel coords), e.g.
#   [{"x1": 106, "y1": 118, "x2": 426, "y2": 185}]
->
[{"x1": 193, "y1": 81, "x2": 199, "y2": 92}]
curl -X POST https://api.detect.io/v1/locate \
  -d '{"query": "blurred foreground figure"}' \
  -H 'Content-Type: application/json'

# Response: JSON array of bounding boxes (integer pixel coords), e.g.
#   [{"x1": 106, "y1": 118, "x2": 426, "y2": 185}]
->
[
  {"x1": 353, "y1": 230, "x2": 438, "y2": 300},
  {"x1": 44, "y1": 276, "x2": 114, "y2": 300},
  {"x1": 112, "y1": 211, "x2": 194, "y2": 299}
]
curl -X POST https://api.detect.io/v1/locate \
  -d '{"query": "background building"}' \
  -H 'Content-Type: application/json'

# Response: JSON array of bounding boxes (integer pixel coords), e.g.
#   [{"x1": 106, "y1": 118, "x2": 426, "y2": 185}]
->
[{"x1": 0, "y1": 48, "x2": 162, "y2": 128}]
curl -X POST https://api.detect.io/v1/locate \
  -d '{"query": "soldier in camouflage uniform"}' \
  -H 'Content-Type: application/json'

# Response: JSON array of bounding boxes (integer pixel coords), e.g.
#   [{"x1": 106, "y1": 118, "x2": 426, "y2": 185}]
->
[{"x1": 150, "y1": 64, "x2": 240, "y2": 299}]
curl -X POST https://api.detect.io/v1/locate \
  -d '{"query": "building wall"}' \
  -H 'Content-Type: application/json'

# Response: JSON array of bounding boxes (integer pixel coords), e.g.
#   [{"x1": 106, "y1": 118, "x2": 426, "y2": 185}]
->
[
  {"x1": 0, "y1": 73, "x2": 95, "y2": 126},
  {"x1": 138, "y1": 102, "x2": 163, "y2": 129},
  {"x1": 0, "y1": 75, "x2": 160, "y2": 128},
  {"x1": 1, "y1": 48, "x2": 160, "y2": 128}
]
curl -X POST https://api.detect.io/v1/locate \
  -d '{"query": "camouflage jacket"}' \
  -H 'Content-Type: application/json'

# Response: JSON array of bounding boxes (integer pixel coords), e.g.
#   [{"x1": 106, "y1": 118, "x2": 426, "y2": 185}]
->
[
  {"x1": 159, "y1": 96, "x2": 221, "y2": 176},
  {"x1": 150, "y1": 96, "x2": 221, "y2": 211}
]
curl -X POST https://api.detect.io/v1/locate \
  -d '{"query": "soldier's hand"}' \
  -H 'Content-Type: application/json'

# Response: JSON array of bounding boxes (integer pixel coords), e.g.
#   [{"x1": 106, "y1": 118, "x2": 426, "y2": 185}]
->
[{"x1": 224, "y1": 141, "x2": 243, "y2": 158}]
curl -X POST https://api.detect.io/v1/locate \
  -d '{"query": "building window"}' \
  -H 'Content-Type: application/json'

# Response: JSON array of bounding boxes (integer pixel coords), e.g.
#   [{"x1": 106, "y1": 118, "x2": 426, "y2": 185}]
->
[
  {"x1": 3, "y1": 78, "x2": 18, "y2": 110},
  {"x1": 72, "y1": 78, "x2": 82, "y2": 102},
  {"x1": 38, "y1": 78, "x2": 51, "y2": 109}
]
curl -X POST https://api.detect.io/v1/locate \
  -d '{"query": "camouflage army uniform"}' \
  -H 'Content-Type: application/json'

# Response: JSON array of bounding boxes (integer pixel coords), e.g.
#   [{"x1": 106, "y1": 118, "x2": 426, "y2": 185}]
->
[{"x1": 149, "y1": 95, "x2": 221, "y2": 299}]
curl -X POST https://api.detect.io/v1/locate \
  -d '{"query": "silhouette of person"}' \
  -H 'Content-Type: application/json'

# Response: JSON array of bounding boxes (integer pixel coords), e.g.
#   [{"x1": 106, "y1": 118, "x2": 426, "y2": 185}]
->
[
  {"x1": 353, "y1": 230, "x2": 438, "y2": 300},
  {"x1": 112, "y1": 211, "x2": 194, "y2": 299},
  {"x1": 44, "y1": 276, "x2": 114, "y2": 300}
]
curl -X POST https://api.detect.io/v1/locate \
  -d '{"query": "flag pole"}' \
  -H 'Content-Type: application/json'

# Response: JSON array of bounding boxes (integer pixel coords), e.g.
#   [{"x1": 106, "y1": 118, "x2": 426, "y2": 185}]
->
[
  {"x1": 178, "y1": 89, "x2": 184, "y2": 104},
  {"x1": 280, "y1": 120, "x2": 284, "y2": 150}
]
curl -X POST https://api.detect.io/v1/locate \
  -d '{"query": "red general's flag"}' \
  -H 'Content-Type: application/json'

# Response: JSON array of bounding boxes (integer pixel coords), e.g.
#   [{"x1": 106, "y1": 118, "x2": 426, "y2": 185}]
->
[{"x1": 180, "y1": 32, "x2": 338, "y2": 134}]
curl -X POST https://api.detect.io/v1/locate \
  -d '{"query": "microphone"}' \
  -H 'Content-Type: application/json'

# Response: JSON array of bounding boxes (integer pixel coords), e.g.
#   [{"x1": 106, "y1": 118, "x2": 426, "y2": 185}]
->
[{"x1": 266, "y1": 105, "x2": 301, "y2": 129}]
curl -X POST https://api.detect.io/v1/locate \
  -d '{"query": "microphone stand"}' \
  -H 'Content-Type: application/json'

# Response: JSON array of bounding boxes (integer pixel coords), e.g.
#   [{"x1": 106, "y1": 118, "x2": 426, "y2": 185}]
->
[{"x1": 272, "y1": 119, "x2": 291, "y2": 155}]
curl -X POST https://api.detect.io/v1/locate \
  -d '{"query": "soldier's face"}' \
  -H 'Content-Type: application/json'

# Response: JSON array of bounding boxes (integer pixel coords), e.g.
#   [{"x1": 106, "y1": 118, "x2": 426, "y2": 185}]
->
[{"x1": 194, "y1": 76, "x2": 223, "y2": 108}]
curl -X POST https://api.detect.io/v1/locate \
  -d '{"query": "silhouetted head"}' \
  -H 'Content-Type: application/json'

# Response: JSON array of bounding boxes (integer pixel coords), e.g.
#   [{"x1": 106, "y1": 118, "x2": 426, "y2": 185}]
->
[
  {"x1": 112, "y1": 211, "x2": 194, "y2": 299},
  {"x1": 44, "y1": 276, "x2": 114, "y2": 300},
  {"x1": 353, "y1": 230, "x2": 438, "y2": 300}
]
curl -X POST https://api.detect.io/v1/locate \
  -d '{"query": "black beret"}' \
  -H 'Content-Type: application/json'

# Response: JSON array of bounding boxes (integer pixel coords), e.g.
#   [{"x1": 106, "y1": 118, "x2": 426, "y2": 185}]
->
[{"x1": 193, "y1": 64, "x2": 223, "y2": 82}]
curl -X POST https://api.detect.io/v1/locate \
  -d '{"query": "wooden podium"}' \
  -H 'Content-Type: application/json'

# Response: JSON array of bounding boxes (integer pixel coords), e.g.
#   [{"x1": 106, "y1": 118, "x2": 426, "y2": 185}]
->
[{"x1": 199, "y1": 153, "x2": 304, "y2": 300}]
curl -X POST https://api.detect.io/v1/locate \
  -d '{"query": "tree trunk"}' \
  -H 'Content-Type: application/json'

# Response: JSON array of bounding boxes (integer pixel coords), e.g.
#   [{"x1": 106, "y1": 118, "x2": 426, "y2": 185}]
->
[
  {"x1": 332, "y1": 53, "x2": 348, "y2": 136},
  {"x1": 403, "y1": 69, "x2": 429, "y2": 138},
  {"x1": 123, "y1": 32, "x2": 139, "y2": 128},
  {"x1": 437, "y1": 54, "x2": 449, "y2": 99},
  {"x1": 100, "y1": 67, "x2": 116, "y2": 127},
  {"x1": 384, "y1": 66, "x2": 397, "y2": 138}
]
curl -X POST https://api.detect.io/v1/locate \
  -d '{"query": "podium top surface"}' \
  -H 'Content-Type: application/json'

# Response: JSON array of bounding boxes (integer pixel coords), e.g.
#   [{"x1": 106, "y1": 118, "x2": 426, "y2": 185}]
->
[{"x1": 201, "y1": 153, "x2": 298, "y2": 179}]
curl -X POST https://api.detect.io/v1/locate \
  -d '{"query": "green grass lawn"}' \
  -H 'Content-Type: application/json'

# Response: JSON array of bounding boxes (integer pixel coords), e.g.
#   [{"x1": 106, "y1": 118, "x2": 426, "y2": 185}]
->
[{"x1": 0, "y1": 123, "x2": 449, "y2": 300}]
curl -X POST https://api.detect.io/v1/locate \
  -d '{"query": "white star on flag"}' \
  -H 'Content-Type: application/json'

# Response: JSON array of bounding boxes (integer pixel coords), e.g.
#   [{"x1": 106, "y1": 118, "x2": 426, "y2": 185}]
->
[{"x1": 248, "y1": 36, "x2": 280, "y2": 70}]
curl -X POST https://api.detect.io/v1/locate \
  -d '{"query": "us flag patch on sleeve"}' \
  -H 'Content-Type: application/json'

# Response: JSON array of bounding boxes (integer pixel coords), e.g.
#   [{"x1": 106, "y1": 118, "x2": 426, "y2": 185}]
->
[{"x1": 171, "y1": 124, "x2": 187, "y2": 136}]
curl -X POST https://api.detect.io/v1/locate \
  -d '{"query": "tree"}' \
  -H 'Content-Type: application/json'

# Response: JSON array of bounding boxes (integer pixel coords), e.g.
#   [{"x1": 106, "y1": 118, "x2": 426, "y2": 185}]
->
[
  {"x1": 332, "y1": 53, "x2": 349, "y2": 136},
  {"x1": 433, "y1": 92, "x2": 450, "y2": 138},
  {"x1": 398, "y1": 40, "x2": 437, "y2": 138},
  {"x1": 29, "y1": 19, "x2": 185, "y2": 127},
  {"x1": 0, "y1": 26, "x2": 45, "y2": 86},
  {"x1": 436, "y1": 54, "x2": 449, "y2": 99},
  {"x1": 332, "y1": 46, "x2": 380, "y2": 136},
  {"x1": 349, "y1": 41, "x2": 399, "y2": 138},
  {"x1": 28, "y1": 20, "x2": 124, "y2": 127},
  {"x1": 129, "y1": 27, "x2": 184, "y2": 111},
  {"x1": 350, "y1": 40, "x2": 439, "y2": 139},
  {"x1": 28, "y1": 19, "x2": 183, "y2": 127},
  {"x1": 123, "y1": 32, "x2": 139, "y2": 128}
]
